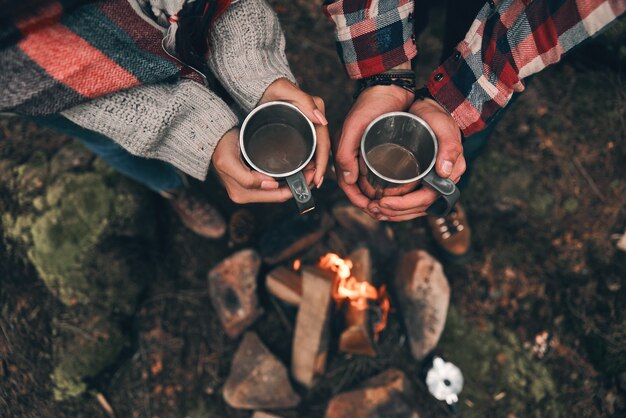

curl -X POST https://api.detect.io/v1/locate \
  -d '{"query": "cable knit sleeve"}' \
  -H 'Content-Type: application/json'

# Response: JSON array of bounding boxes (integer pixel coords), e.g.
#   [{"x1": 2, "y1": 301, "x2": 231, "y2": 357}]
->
[
  {"x1": 61, "y1": 79, "x2": 239, "y2": 180},
  {"x1": 206, "y1": 0, "x2": 297, "y2": 112}
]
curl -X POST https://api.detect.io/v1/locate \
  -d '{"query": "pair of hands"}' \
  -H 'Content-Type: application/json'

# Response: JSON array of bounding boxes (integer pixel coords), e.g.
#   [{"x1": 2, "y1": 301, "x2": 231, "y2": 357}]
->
[
  {"x1": 336, "y1": 83, "x2": 466, "y2": 221},
  {"x1": 211, "y1": 78, "x2": 330, "y2": 204},
  {"x1": 211, "y1": 76, "x2": 466, "y2": 221}
]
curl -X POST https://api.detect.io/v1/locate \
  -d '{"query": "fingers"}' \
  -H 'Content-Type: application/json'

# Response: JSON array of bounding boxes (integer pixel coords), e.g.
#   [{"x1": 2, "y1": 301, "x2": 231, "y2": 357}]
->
[
  {"x1": 225, "y1": 156, "x2": 278, "y2": 190},
  {"x1": 234, "y1": 187, "x2": 293, "y2": 204},
  {"x1": 334, "y1": 116, "x2": 364, "y2": 185},
  {"x1": 287, "y1": 90, "x2": 328, "y2": 127},
  {"x1": 376, "y1": 187, "x2": 439, "y2": 212},
  {"x1": 338, "y1": 176, "x2": 373, "y2": 213},
  {"x1": 311, "y1": 97, "x2": 330, "y2": 188},
  {"x1": 279, "y1": 90, "x2": 329, "y2": 188}
]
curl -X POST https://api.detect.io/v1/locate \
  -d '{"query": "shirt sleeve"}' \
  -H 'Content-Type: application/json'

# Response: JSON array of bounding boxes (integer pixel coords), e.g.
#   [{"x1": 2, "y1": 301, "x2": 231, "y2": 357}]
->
[
  {"x1": 207, "y1": 0, "x2": 297, "y2": 112},
  {"x1": 427, "y1": 0, "x2": 626, "y2": 137},
  {"x1": 322, "y1": 0, "x2": 417, "y2": 79}
]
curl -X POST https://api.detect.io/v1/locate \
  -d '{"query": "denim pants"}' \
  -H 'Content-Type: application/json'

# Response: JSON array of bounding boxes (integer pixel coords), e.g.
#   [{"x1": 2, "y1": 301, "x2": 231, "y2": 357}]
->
[{"x1": 35, "y1": 115, "x2": 184, "y2": 193}]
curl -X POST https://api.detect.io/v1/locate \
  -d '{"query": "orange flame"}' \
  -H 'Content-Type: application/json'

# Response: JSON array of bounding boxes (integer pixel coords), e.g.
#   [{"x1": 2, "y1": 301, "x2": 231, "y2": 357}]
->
[
  {"x1": 293, "y1": 259, "x2": 301, "y2": 271},
  {"x1": 318, "y1": 253, "x2": 390, "y2": 338}
]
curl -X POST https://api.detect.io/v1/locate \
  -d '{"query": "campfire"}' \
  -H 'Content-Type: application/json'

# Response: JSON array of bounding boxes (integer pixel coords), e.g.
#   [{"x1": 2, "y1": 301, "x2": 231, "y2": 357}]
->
[{"x1": 209, "y1": 205, "x2": 452, "y2": 415}]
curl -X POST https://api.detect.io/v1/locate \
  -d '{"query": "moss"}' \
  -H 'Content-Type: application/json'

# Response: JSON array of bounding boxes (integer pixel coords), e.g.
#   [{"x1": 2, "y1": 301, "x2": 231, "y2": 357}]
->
[
  {"x1": 563, "y1": 197, "x2": 579, "y2": 214},
  {"x1": 13, "y1": 151, "x2": 50, "y2": 206},
  {"x1": 528, "y1": 190, "x2": 554, "y2": 219},
  {"x1": 28, "y1": 173, "x2": 114, "y2": 305},
  {"x1": 23, "y1": 171, "x2": 151, "y2": 313},
  {"x1": 438, "y1": 308, "x2": 562, "y2": 418},
  {"x1": 52, "y1": 316, "x2": 125, "y2": 401}
]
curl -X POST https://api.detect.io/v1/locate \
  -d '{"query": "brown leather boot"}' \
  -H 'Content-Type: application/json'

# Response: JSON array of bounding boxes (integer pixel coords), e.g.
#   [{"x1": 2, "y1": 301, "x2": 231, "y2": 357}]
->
[
  {"x1": 166, "y1": 189, "x2": 226, "y2": 239},
  {"x1": 427, "y1": 203, "x2": 472, "y2": 263}
]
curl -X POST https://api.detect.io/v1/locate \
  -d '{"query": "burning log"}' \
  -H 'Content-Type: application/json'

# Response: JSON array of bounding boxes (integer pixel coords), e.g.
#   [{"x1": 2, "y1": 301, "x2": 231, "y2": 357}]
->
[
  {"x1": 260, "y1": 211, "x2": 333, "y2": 265},
  {"x1": 320, "y1": 250, "x2": 389, "y2": 358},
  {"x1": 291, "y1": 265, "x2": 335, "y2": 387},
  {"x1": 339, "y1": 248, "x2": 375, "y2": 357},
  {"x1": 394, "y1": 250, "x2": 450, "y2": 360},
  {"x1": 266, "y1": 265, "x2": 302, "y2": 306},
  {"x1": 207, "y1": 249, "x2": 262, "y2": 338}
]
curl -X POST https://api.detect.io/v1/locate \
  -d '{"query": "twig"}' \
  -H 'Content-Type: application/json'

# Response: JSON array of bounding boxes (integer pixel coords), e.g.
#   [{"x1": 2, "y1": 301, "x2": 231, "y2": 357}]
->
[
  {"x1": 572, "y1": 157, "x2": 605, "y2": 202},
  {"x1": 95, "y1": 392, "x2": 116, "y2": 418},
  {"x1": 0, "y1": 320, "x2": 13, "y2": 354}
]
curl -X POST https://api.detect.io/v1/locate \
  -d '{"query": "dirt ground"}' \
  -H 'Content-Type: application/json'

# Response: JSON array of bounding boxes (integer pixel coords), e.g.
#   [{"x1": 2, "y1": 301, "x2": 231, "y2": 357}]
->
[{"x1": 1, "y1": 1, "x2": 625, "y2": 418}]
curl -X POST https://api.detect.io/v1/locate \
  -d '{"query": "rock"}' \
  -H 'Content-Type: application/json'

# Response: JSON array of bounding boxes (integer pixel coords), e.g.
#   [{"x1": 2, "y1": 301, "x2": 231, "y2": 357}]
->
[
  {"x1": 208, "y1": 249, "x2": 262, "y2": 338},
  {"x1": 260, "y1": 211, "x2": 333, "y2": 265},
  {"x1": 223, "y1": 332, "x2": 300, "y2": 410},
  {"x1": 324, "y1": 369, "x2": 419, "y2": 418},
  {"x1": 617, "y1": 231, "x2": 626, "y2": 252},
  {"x1": 438, "y1": 308, "x2": 563, "y2": 418},
  {"x1": 394, "y1": 250, "x2": 450, "y2": 360},
  {"x1": 3, "y1": 170, "x2": 154, "y2": 314},
  {"x1": 52, "y1": 314, "x2": 125, "y2": 400},
  {"x1": 252, "y1": 412, "x2": 284, "y2": 418}
]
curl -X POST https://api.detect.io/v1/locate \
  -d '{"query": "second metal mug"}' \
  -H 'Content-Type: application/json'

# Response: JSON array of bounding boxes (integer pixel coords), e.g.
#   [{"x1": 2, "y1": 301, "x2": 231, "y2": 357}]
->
[
  {"x1": 358, "y1": 112, "x2": 460, "y2": 216},
  {"x1": 240, "y1": 101, "x2": 316, "y2": 214}
]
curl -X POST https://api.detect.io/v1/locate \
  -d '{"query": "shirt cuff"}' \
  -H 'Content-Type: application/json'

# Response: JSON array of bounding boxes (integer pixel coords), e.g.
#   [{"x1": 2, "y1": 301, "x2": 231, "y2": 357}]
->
[{"x1": 324, "y1": 0, "x2": 417, "y2": 79}]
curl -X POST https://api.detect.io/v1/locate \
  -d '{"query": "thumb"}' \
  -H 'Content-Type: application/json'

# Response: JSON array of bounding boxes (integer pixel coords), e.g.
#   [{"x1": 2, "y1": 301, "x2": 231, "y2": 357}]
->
[{"x1": 433, "y1": 125, "x2": 463, "y2": 179}]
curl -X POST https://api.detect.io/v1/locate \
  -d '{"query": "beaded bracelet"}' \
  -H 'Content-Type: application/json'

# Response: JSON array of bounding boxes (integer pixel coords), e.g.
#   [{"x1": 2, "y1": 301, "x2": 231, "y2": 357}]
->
[{"x1": 354, "y1": 69, "x2": 417, "y2": 99}]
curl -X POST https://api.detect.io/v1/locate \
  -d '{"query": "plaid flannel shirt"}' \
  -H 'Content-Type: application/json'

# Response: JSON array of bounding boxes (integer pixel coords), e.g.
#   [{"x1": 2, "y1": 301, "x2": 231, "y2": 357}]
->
[{"x1": 323, "y1": 0, "x2": 626, "y2": 136}]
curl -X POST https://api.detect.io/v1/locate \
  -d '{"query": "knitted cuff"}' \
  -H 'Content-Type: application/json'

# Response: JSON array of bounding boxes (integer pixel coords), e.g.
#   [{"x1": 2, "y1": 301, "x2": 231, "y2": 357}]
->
[
  {"x1": 207, "y1": 0, "x2": 297, "y2": 112},
  {"x1": 62, "y1": 80, "x2": 239, "y2": 181}
]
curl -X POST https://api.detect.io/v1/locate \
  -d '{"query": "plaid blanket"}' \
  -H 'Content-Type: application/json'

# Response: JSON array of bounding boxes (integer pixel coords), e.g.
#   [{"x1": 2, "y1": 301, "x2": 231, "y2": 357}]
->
[
  {"x1": 0, "y1": 0, "x2": 199, "y2": 115},
  {"x1": 324, "y1": 0, "x2": 626, "y2": 136}
]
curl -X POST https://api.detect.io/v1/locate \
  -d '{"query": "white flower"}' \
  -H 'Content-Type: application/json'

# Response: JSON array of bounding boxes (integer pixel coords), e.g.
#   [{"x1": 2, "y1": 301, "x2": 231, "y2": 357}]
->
[{"x1": 426, "y1": 357, "x2": 464, "y2": 405}]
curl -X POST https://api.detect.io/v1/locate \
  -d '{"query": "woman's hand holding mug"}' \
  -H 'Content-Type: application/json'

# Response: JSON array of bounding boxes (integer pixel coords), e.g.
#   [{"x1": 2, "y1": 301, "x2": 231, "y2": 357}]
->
[{"x1": 211, "y1": 78, "x2": 329, "y2": 206}]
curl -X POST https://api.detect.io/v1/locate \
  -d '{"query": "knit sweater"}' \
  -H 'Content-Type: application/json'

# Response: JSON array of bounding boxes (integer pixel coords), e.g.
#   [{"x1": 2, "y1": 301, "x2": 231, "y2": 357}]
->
[{"x1": 61, "y1": 0, "x2": 297, "y2": 180}]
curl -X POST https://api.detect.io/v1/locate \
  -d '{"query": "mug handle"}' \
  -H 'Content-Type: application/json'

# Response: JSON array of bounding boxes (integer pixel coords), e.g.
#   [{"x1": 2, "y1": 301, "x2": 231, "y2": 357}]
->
[
  {"x1": 423, "y1": 170, "x2": 460, "y2": 217},
  {"x1": 286, "y1": 171, "x2": 315, "y2": 215}
]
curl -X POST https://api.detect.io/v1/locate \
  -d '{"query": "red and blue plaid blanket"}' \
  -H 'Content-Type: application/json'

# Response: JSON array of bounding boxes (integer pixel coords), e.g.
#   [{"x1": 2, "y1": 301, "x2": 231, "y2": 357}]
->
[{"x1": 0, "y1": 0, "x2": 197, "y2": 115}]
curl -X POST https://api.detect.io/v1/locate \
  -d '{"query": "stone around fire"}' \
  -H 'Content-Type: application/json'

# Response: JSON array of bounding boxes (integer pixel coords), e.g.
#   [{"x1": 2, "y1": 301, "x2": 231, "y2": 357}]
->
[
  {"x1": 208, "y1": 249, "x2": 262, "y2": 338},
  {"x1": 223, "y1": 332, "x2": 301, "y2": 410},
  {"x1": 324, "y1": 369, "x2": 419, "y2": 418},
  {"x1": 394, "y1": 250, "x2": 450, "y2": 361}
]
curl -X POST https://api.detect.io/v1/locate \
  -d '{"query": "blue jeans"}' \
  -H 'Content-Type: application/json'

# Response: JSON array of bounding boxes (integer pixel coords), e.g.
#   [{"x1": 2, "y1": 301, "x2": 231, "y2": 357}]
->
[{"x1": 35, "y1": 115, "x2": 184, "y2": 193}]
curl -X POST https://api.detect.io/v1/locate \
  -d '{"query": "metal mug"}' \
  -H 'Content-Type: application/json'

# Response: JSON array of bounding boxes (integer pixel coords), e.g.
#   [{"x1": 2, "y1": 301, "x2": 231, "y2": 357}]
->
[
  {"x1": 240, "y1": 101, "x2": 316, "y2": 214},
  {"x1": 358, "y1": 112, "x2": 460, "y2": 216}
]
